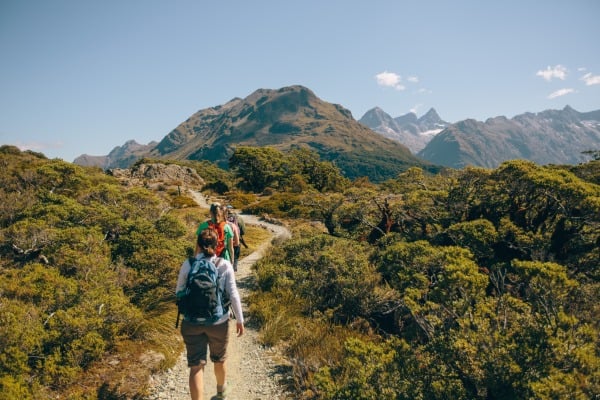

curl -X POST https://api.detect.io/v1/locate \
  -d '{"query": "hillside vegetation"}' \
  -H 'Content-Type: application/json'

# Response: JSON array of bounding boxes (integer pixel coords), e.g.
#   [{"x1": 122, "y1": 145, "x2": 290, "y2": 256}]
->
[
  {"x1": 243, "y1": 154, "x2": 600, "y2": 399},
  {"x1": 1, "y1": 144, "x2": 599, "y2": 399},
  {"x1": 0, "y1": 146, "x2": 202, "y2": 398}
]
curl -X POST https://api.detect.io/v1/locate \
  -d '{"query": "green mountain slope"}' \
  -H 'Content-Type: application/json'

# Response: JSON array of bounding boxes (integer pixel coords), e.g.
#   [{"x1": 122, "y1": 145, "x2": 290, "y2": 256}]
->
[{"x1": 150, "y1": 85, "x2": 436, "y2": 181}]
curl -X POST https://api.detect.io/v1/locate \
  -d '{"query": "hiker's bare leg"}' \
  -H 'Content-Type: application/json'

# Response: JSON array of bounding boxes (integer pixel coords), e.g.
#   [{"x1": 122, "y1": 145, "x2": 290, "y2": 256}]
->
[
  {"x1": 189, "y1": 364, "x2": 204, "y2": 400},
  {"x1": 214, "y1": 361, "x2": 226, "y2": 391}
]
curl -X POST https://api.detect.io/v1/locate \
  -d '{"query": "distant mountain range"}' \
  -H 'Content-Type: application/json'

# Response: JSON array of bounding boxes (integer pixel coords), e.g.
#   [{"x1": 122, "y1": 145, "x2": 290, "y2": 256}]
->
[
  {"x1": 359, "y1": 105, "x2": 600, "y2": 168},
  {"x1": 76, "y1": 86, "x2": 434, "y2": 182},
  {"x1": 417, "y1": 106, "x2": 600, "y2": 168},
  {"x1": 74, "y1": 140, "x2": 157, "y2": 169},
  {"x1": 74, "y1": 85, "x2": 600, "y2": 176},
  {"x1": 359, "y1": 107, "x2": 448, "y2": 153}
]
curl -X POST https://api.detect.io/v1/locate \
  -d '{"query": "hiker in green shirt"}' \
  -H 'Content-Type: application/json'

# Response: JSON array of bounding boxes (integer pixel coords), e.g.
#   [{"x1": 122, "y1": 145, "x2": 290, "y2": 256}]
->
[{"x1": 195, "y1": 202, "x2": 234, "y2": 265}]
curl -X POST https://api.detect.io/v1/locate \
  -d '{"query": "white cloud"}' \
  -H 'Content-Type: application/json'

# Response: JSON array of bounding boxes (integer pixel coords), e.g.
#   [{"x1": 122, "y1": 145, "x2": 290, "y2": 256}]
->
[
  {"x1": 581, "y1": 72, "x2": 600, "y2": 86},
  {"x1": 375, "y1": 71, "x2": 405, "y2": 90},
  {"x1": 547, "y1": 88, "x2": 575, "y2": 99},
  {"x1": 15, "y1": 140, "x2": 64, "y2": 153},
  {"x1": 536, "y1": 65, "x2": 567, "y2": 81},
  {"x1": 407, "y1": 76, "x2": 419, "y2": 83},
  {"x1": 410, "y1": 104, "x2": 422, "y2": 114}
]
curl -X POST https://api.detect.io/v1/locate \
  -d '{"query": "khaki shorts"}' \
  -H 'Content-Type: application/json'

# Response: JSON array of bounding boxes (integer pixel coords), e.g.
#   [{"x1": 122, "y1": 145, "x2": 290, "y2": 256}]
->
[{"x1": 181, "y1": 319, "x2": 229, "y2": 366}]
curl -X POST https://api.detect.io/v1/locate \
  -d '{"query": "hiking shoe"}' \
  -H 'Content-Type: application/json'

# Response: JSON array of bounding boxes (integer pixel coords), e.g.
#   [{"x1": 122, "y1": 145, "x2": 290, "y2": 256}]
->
[{"x1": 216, "y1": 384, "x2": 227, "y2": 399}]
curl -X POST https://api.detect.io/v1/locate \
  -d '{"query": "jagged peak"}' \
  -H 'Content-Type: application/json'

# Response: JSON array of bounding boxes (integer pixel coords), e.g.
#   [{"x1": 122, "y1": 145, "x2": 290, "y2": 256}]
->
[
  {"x1": 562, "y1": 105, "x2": 581, "y2": 116},
  {"x1": 419, "y1": 108, "x2": 444, "y2": 124},
  {"x1": 359, "y1": 107, "x2": 395, "y2": 125},
  {"x1": 368, "y1": 106, "x2": 386, "y2": 113},
  {"x1": 394, "y1": 111, "x2": 418, "y2": 125},
  {"x1": 362, "y1": 106, "x2": 391, "y2": 117},
  {"x1": 422, "y1": 107, "x2": 440, "y2": 118}
]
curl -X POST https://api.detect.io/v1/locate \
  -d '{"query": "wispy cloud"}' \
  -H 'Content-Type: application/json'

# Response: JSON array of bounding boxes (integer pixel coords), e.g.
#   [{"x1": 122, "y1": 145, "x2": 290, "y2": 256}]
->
[
  {"x1": 581, "y1": 72, "x2": 600, "y2": 86},
  {"x1": 410, "y1": 104, "x2": 423, "y2": 114},
  {"x1": 407, "y1": 76, "x2": 419, "y2": 83},
  {"x1": 547, "y1": 88, "x2": 575, "y2": 99},
  {"x1": 536, "y1": 65, "x2": 567, "y2": 81},
  {"x1": 15, "y1": 140, "x2": 64, "y2": 153},
  {"x1": 375, "y1": 71, "x2": 405, "y2": 90}
]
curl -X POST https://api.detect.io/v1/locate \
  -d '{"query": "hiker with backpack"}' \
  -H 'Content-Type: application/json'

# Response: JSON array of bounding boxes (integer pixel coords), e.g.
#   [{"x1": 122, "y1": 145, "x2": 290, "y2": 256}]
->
[
  {"x1": 176, "y1": 228, "x2": 244, "y2": 400},
  {"x1": 224, "y1": 205, "x2": 243, "y2": 272},
  {"x1": 226, "y1": 205, "x2": 248, "y2": 248},
  {"x1": 196, "y1": 202, "x2": 235, "y2": 266}
]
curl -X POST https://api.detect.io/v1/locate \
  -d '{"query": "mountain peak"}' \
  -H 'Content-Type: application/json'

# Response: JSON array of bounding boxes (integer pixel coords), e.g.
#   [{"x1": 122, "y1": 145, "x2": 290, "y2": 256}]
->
[
  {"x1": 359, "y1": 107, "x2": 448, "y2": 153},
  {"x1": 562, "y1": 105, "x2": 581, "y2": 117},
  {"x1": 360, "y1": 107, "x2": 395, "y2": 127},
  {"x1": 419, "y1": 108, "x2": 442, "y2": 124},
  {"x1": 394, "y1": 112, "x2": 418, "y2": 125},
  {"x1": 146, "y1": 85, "x2": 429, "y2": 181}
]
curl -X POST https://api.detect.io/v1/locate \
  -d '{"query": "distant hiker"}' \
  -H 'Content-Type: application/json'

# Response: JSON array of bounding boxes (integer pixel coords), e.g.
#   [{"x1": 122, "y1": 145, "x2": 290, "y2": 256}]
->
[
  {"x1": 223, "y1": 205, "x2": 241, "y2": 272},
  {"x1": 226, "y1": 204, "x2": 248, "y2": 249},
  {"x1": 196, "y1": 202, "x2": 235, "y2": 266},
  {"x1": 176, "y1": 228, "x2": 244, "y2": 400}
]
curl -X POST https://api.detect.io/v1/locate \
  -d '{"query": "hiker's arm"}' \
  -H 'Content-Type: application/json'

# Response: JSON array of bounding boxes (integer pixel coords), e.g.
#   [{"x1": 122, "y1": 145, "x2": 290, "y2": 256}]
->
[
  {"x1": 225, "y1": 269, "x2": 244, "y2": 325},
  {"x1": 223, "y1": 224, "x2": 235, "y2": 264},
  {"x1": 175, "y1": 260, "x2": 191, "y2": 298},
  {"x1": 228, "y1": 238, "x2": 235, "y2": 264},
  {"x1": 240, "y1": 236, "x2": 248, "y2": 248}
]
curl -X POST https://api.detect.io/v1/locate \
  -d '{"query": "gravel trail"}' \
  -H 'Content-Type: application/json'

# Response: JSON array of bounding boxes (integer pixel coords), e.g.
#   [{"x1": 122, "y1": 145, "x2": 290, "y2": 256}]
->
[{"x1": 147, "y1": 192, "x2": 291, "y2": 400}]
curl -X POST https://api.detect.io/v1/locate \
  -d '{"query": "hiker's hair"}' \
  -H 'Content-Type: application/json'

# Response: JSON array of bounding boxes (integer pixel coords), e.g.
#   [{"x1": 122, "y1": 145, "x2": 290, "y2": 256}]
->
[
  {"x1": 198, "y1": 228, "x2": 218, "y2": 256},
  {"x1": 210, "y1": 202, "x2": 224, "y2": 222},
  {"x1": 221, "y1": 204, "x2": 231, "y2": 217}
]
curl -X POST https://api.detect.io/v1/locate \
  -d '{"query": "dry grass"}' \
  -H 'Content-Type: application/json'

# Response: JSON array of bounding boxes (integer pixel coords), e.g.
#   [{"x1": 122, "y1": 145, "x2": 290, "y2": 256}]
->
[{"x1": 239, "y1": 223, "x2": 273, "y2": 257}]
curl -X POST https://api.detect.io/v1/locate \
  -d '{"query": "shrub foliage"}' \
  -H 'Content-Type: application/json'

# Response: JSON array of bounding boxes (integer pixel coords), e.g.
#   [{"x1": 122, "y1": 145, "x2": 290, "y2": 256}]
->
[
  {"x1": 0, "y1": 146, "x2": 189, "y2": 397},
  {"x1": 2, "y1": 144, "x2": 599, "y2": 399},
  {"x1": 252, "y1": 159, "x2": 600, "y2": 399}
]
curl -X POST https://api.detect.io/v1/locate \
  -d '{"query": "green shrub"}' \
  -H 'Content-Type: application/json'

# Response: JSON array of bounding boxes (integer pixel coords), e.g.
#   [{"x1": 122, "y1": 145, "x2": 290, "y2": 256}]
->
[
  {"x1": 225, "y1": 191, "x2": 257, "y2": 209},
  {"x1": 170, "y1": 194, "x2": 197, "y2": 208}
]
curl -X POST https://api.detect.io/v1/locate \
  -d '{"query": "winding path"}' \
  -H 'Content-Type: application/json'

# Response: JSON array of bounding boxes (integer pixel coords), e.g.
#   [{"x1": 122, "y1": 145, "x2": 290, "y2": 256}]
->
[{"x1": 147, "y1": 191, "x2": 291, "y2": 400}]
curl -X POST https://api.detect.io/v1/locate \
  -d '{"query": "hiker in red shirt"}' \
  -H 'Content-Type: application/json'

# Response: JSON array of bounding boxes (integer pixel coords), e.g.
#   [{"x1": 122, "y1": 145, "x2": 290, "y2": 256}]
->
[{"x1": 195, "y1": 202, "x2": 234, "y2": 266}]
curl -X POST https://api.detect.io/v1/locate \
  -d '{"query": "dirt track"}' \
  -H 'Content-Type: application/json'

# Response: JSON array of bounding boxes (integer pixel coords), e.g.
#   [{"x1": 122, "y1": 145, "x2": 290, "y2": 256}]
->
[{"x1": 148, "y1": 191, "x2": 291, "y2": 400}]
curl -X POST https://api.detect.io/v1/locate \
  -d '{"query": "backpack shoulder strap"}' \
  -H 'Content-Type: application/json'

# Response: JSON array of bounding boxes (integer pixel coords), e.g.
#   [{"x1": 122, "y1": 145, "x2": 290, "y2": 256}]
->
[
  {"x1": 212, "y1": 256, "x2": 224, "y2": 270},
  {"x1": 186, "y1": 257, "x2": 196, "y2": 285}
]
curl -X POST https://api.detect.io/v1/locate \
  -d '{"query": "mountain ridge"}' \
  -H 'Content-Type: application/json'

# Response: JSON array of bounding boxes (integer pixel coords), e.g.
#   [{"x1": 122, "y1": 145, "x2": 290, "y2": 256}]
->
[
  {"x1": 359, "y1": 107, "x2": 449, "y2": 153},
  {"x1": 72, "y1": 85, "x2": 599, "y2": 173},
  {"x1": 74, "y1": 140, "x2": 157, "y2": 169},
  {"x1": 418, "y1": 105, "x2": 600, "y2": 168},
  {"x1": 76, "y1": 85, "x2": 435, "y2": 182}
]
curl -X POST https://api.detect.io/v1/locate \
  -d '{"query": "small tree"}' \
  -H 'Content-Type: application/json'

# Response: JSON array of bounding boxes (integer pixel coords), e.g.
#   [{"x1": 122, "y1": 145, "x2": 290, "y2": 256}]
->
[{"x1": 229, "y1": 146, "x2": 288, "y2": 192}]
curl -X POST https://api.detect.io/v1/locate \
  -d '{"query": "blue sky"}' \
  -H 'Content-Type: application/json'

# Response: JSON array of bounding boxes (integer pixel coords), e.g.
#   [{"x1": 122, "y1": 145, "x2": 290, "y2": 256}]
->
[{"x1": 1, "y1": 0, "x2": 599, "y2": 162}]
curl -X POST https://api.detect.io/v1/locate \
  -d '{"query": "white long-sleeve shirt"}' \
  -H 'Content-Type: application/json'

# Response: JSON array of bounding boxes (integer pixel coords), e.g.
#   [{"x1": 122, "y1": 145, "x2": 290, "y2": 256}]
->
[{"x1": 176, "y1": 254, "x2": 244, "y2": 325}]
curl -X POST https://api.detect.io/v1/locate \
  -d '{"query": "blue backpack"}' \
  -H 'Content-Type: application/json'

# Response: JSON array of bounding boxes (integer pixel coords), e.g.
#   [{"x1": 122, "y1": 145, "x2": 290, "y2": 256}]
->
[{"x1": 177, "y1": 257, "x2": 225, "y2": 326}]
